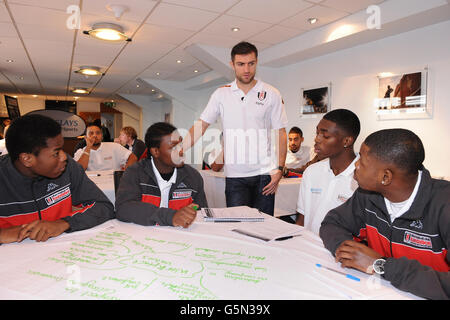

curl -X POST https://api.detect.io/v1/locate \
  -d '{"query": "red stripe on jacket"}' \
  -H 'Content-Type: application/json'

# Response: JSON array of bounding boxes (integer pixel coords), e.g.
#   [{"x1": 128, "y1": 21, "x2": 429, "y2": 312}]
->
[{"x1": 141, "y1": 194, "x2": 193, "y2": 210}]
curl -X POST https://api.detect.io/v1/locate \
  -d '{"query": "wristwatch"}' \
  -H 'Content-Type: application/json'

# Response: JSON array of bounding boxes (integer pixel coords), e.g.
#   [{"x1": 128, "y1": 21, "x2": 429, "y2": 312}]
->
[
  {"x1": 277, "y1": 166, "x2": 284, "y2": 171},
  {"x1": 373, "y1": 258, "x2": 387, "y2": 275}
]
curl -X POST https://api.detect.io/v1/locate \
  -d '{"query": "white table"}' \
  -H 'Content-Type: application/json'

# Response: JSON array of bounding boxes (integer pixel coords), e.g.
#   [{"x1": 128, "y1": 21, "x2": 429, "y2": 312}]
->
[
  {"x1": 0, "y1": 214, "x2": 420, "y2": 300},
  {"x1": 199, "y1": 170, "x2": 301, "y2": 217},
  {"x1": 87, "y1": 170, "x2": 115, "y2": 205}
]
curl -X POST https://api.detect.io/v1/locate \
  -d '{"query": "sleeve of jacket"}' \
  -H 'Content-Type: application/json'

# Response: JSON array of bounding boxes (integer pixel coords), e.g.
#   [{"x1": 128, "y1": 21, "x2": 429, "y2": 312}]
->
[
  {"x1": 192, "y1": 170, "x2": 208, "y2": 209},
  {"x1": 319, "y1": 188, "x2": 368, "y2": 256},
  {"x1": 115, "y1": 163, "x2": 176, "y2": 226},
  {"x1": 383, "y1": 202, "x2": 450, "y2": 300},
  {"x1": 61, "y1": 157, "x2": 115, "y2": 232}
]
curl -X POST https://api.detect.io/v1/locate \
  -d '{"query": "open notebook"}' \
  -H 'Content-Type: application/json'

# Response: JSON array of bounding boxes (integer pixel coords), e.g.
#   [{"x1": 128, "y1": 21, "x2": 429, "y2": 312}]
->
[{"x1": 201, "y1": 206, "x2": 264, "y2": 222}]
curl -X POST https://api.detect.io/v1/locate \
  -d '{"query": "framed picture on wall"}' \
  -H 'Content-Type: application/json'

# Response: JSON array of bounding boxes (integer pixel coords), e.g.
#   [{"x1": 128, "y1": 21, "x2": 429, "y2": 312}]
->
[
  {"x1": 300, "y1": 83, "x2": 331, "y2": 118},
  {"x1": 375, "y1": 67, "x2": 431, "y2": 120}
]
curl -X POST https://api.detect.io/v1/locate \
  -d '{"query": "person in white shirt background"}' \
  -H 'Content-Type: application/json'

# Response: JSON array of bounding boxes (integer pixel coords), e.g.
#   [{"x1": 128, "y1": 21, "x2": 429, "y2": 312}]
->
[
  {"x1": 284, "y1": 126, "x2": 311, "y2": 172},
  {"x1": 74, "y1": 123, "x2": 137, "y2": 171},
  {"x1": 183, "y1": 41, "x2": 288, "y2": 216},
  {"x1": 0, "y1": 124, "x2": 9, "y2": 156},
  {"x1": 295, "y1": 109, "x2": 361, "y2": 234}
]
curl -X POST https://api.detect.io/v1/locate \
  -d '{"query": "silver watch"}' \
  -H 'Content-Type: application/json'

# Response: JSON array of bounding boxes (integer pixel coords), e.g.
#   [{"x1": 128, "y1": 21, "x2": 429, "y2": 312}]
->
[{"x1": 373, "y1": 258, "x2": 387, "y2": 275}]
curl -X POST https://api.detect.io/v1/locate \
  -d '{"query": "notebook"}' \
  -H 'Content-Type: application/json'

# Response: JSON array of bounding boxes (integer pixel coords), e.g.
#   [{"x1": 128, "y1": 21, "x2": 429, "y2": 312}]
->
[{"x1": 201, "y1": 206, "x2": 264, "y2": 222}]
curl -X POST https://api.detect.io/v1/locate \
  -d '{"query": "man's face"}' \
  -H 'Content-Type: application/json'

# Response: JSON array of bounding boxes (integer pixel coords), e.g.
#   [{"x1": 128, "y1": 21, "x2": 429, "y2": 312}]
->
[
  {"x1": 354, "y1": 143, "x2": 383, "y2": 192},
  {"x1": 288, "y1": 133, "x2": 303, "y2": 153},
  {"x1": 30, "y1": 134, "x2": 67, "y2": 179},
  {"x1": 230, "y1": 52, "x2": 257, "y2": 85},
  {"x1": 313, "y1": 119, "x2": 346, "y2": 159},
  {"x1": 86, "y1": 125, "x2": 103, "y2": 146},
  {"x1": 155, "y1": 131, "x2": 185, "y2": 168}
]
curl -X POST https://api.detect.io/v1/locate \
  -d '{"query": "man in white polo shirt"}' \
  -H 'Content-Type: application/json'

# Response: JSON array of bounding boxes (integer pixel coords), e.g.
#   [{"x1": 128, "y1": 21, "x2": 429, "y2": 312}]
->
[
  {"x1": 184, "y1": 41, "x2": 288, "y2": 215},
  {"x1": 295, "y1": 109, "x2": 360, "y2": 234},
  {"x1": 74, "y1": 123, "x2": 137, "y2": 171}
]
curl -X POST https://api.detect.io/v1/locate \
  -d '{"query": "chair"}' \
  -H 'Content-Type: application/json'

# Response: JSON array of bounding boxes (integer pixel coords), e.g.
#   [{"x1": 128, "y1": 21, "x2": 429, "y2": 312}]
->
[{"x1": 113, "y1": 170, "x2": 124, "y2": 195}]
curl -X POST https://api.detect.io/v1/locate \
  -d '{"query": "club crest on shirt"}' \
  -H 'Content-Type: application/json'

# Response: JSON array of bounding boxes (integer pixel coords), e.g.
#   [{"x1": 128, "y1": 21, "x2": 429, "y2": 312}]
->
[
  {"x1": 257, "y1": 91, "x2": 267, "y2": 101},
  {"x1": 172, "y1": 190, "x2": 192, "y2": 199},
  {"x1": 403, "y1": 231, "x2": 432, "y2": 249},
  {"x1": 45, "y1": 187, "x2": 71, "y2": 205}
]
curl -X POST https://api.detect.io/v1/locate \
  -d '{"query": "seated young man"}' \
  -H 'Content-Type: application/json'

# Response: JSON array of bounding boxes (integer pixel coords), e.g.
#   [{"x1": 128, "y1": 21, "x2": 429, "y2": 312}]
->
[
  {"x1": 115, "y1": 126, "x2": 147, "y2": 160},
  {"x1": 283, "y1": 126, "x2": 310, "y2": 174},
  {"x1": 0, "y1": 114, "x2": 115, "y2": 245},
  {"x1": 295, "y1": 109, "x2": 360, "y2": 234},
  {"x1": 115, "y1": 122, "x2": 208, "y2": 228},
  {"x1": 320, "y1": 129, "x2": 449, "y2": 300},
  {"x1": 74, "y1": 123, "x2": 137, "y2": 171}
]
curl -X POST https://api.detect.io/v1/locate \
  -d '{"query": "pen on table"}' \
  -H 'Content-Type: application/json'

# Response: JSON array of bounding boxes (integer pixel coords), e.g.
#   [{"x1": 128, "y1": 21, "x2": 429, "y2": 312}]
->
[
  {"x1": 315, "y1": 263, "x2": 360, "y2": 282},
  {"x1": 214, "y1": 220, "x2": 241, "y2": 223},
  {"x1": 87, "y1": 173, "x2": 101, "y2": 177},
  {"x1": 274, "y1": 234, "x2": 302, "y2": 241}
]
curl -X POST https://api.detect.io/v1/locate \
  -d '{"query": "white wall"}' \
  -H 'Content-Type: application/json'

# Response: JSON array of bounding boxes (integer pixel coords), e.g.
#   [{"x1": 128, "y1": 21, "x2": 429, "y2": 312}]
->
[{"x1": 271, "y1": 20, "x2": 450, "y2": 178}]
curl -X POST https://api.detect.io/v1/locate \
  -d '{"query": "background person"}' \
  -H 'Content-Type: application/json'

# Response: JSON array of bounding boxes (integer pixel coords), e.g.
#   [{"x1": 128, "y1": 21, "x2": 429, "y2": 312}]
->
[{"x1": 115, "y1": 126, "x2": 146, "y2": 160}]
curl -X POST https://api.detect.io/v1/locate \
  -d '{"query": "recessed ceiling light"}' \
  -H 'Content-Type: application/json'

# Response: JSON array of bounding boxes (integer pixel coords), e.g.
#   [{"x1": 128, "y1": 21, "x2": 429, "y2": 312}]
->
[
  {"x1": 156, "y1": 72, "x2": 160, "y2": 76},
  {"x1": 71, "y1": 88, "x2": 89, "y2": 94},
  {"x1": 19, "y1": 76, "x2": 24, "y2": 80},
  {"x1": 308, "y1": 18, "x2": 318, "y2": 24},
  {"x1": 136, "y1": 84, "x2": 140, "y2": 88},
  {"x1": 75, "y1": 66, "x2": 103, "y2": 76},
  {"x1": 74, "y1": 96, "x2": 79, "y2": 99},
  {"x1": 231, "y1": 27, "x2": 240, "y2": 32},
  {"x1": 151, "y1": 89, "x2": 155, "y2": 92},
  {"x1": 176, "y1": 60, "x2": 183, "y2": 64},
  {"x1": 83, "y1": 23, "x2": 131, "y2": 42},
  {"x1": 13, "y1": 95, "x2": 18, "y2": 98},
  {"x1": 6, "y1": 59, "x2": 14, "y2": 63},
  {"x1": 194, "y1": 70, "x2": 199, "y2": 73},
  {"x1": 32, "y1": 95, "x2": 38, "y2": 98}
]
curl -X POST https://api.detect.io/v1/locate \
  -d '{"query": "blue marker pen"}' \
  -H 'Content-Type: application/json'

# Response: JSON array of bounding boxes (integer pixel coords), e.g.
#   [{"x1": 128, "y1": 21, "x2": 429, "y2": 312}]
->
[{"x1": 315, "y1": 263, "x2": 360, "y2": 282}]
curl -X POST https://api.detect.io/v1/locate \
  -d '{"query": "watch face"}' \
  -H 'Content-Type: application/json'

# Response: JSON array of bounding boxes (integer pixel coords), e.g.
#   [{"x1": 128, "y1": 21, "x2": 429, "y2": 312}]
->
[{"x1": 373, "y1": 259, "x2": 386, "y2": 274}]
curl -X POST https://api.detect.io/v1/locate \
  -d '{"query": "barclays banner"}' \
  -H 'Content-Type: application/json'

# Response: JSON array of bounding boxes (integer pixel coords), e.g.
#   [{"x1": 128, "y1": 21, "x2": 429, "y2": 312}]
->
[{"x1": 27, "y1": 109, "x2": 86, "y2": 138}]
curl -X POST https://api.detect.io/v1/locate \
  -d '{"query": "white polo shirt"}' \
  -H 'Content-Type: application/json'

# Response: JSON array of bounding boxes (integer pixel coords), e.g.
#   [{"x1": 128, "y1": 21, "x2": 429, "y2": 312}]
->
[
  {"x1": 74, "y1": 142, "x2": 132, "y2": 171},
  {"x1": 296, "y1": 155, "x2": 359, "y2": 235},
  {"x1": 0, "y1": 139, "x2": 7, "y2": 156},
  {"x1": 286, "y1": 145, "x2": 311, "y2": 169},
  {"x1": 151, "y1": 157, "x2": 177, "y2": 208},
  {"x1": 200, "y1": 79, "x2": 288, "y2": 178}
]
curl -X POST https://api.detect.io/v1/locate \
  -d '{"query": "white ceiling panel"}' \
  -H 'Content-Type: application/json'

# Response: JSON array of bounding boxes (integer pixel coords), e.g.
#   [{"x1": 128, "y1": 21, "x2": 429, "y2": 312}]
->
[
  {"x1": 202, "y1": 14, "x2": 272, "y2": 39},
  {"x1": 146, "y1": 2, "x2": 219, "y2": 31},
  {"x1": 0, "y1": 21, "x2": 17, "y2": 36},
  {"x1": 280, "y1": 4, "x2": 349, "y2": 30},
  {"x1": 321, "y1": 0, "x2": 385, "y2": 14},
  {"x1": 8, "y1": 0, "x2": 78, "y2": 11},
  {"x1": 184, "y1": 31, "x2": 242, "y2": 48},
  {"x1": 8, "y1": 3, "x2": 69, "y2": 27},
  {"x1": 162, "y1": 0, "x2": 240, "y2": 13},
  {"x1": 249, "y1": 25, "x2": 307, "y2": 45},
  {"x1": 0, "y1": 1, "x2": 10, "y2": 22},
  {"x1": 16, "y1": 22, "x2": 74, "y2": 43},
  {"x1": 81, "y1": 0, "x2": 158, "y2": 23},
  {"x1": 135, "y1": 23, "x2": 195, "y2": 46},
  {"x1": 227, "y1": 0, "x2": 313, "y2": 24}
]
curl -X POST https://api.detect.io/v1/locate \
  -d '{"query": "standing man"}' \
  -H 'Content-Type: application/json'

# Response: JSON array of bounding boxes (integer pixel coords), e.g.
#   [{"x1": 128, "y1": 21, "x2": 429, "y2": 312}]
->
[
  {"x1": 74, "y1": 122, "x2": 137, "y2": 171},
  {"x1": 184, "y1": 41, "x2": 288, "y2": 215}
]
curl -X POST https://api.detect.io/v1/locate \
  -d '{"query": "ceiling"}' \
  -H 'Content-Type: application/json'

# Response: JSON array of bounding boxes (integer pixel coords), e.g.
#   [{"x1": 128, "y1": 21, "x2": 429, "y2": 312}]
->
[{"x1": 0, "y1": 0, "x2": 447, "y2": 102}]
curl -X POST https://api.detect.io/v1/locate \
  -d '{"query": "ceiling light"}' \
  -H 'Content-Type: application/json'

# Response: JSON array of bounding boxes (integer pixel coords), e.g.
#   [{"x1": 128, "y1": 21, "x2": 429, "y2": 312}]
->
[
  {"x1": 83, "y1": 23, "x2": 131, "y2": 42},
  {"x1": 74, "y1": 96, "x2": 79, "y2": 99},
  {"x1": 308, "y1": 18, "x2": 318, "y2": 24},
  {"x1": 151, "y1": 89, "x2": 155, "y2": 92},
  {"x1": 75, "y1": 66, "x2": 103, "y2": 76},
  {"x1": 231, "y1": 27, "x2": 240, "y2": 32},
  {"x1": 176, "y1": 60, "x2": 183, "y2": 64},
  {"x1": 194, "y1": 70, "x2": 199, "y2": 73},
  {"x1": 6, "y1": 59, "x2": 14, "y2": 63},
  {"x1": 32, "y1": 95, "x2": 38, "y2": 98},
  {"x1": 136, "y1": 84, "x2": 140, "y2": 88},
  {"x1": 378, "y1": 72, "x2": 395, "y2": 78},
  {"x1": 156, "y1": 72, "x2": 160, "y2": 76},
  {"x1": 71, "y1": 88, "x2": 89, "y2": 94}
]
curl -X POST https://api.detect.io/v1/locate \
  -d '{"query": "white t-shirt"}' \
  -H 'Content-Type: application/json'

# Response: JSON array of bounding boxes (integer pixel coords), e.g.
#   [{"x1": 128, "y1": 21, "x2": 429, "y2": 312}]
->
[
  {"x1": 296, "y1": 155, "x2": 359, "y2": 235},
  {"x1": 384, "y1": 170, "x2": 422, "y2": 223},
  {"x1": 286, "y1": 146, "x2": 311, "y2": 169},
  {"x1": 0, "y1": 139, "x2": 7, "y2": 156},
  {"x1": 200, "y1": 79, "x2": 288, "y2": 178},
  {"x1": 74, "y1": 142, "x2": 132, "y2": 171},
  {"x1": 151, "y1": 157, "x2": 177, "y2": 208}
]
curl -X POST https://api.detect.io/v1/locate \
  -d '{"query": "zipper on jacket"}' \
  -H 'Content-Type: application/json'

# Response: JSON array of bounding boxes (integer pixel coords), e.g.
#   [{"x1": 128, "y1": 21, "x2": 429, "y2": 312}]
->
[{"x1": 31, "y1": 180, "x2": 42, "y2": 220}]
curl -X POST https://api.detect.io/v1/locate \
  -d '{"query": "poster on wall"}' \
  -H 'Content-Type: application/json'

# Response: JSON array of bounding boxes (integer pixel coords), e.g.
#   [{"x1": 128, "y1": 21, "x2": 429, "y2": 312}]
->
[
  {"x1": 300, "y1": 84, "x2": 331, "y2": 118},
  {"x1": 375, "y1": 67, "x2": 431, "y2": 120},
  {"x1": 4, "y1": 95, "x2": 21, "y2": 121}
]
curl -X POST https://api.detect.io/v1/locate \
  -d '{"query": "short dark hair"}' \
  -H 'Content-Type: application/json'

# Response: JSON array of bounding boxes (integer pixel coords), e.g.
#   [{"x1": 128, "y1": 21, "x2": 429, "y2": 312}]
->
[
  {"x1": 145, "y1": 122, "x2": 177, "y2": 157},
  {"x1": 289, "y1": 126, "x2": 303, "y2": 137},
  {"x1": 5, "y1": 114, "x2": 61, "y2": 162},
  {"x1": 323, "y1": 109, "x2": 360, "y2": 141},
  {"x1": 231, "y1": 42, "x2": 258, "y2": 61},
  {"x1": 364, "y1": 129, "x2": 425, "y2": 174},
  {"x1": 86, "y1": 122, "x2": 101, "y2": 131}
]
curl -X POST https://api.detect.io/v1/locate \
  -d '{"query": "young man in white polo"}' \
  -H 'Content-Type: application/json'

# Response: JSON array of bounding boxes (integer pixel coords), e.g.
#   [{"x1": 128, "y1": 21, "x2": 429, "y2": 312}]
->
[
  {"x1": 295, "y1": 109, "x2": 361, "y2": 234},
  {"x1": 183, "y1": 41, "x2": 288, "y2": 216}
]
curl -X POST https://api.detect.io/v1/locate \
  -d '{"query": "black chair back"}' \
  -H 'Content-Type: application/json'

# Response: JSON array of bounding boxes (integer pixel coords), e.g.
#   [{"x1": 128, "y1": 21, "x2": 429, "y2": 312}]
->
[{"x1": 113, "y1": 170, "x2": 124, "y2": 195}]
